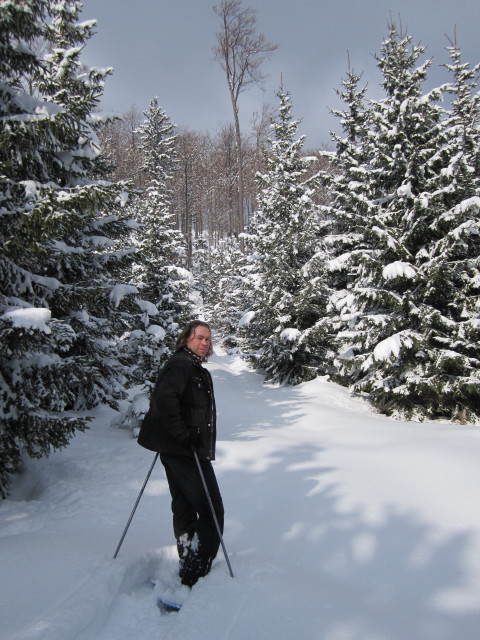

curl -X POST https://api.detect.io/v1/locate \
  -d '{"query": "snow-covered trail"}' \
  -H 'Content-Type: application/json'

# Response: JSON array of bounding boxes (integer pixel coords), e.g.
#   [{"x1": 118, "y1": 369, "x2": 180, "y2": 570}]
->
[{"x1": 1, "y1": 349, "x2": 480, "y2": 639}]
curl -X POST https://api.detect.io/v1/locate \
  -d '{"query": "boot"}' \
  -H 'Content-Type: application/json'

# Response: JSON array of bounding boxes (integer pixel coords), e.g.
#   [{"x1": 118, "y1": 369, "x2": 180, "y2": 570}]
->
[
  {"x1": 180, "y1": 549, "x2": 213, "y2": 587},
  {"x1": 177, "y1": 531, "x2": 195, "y2": 578}
]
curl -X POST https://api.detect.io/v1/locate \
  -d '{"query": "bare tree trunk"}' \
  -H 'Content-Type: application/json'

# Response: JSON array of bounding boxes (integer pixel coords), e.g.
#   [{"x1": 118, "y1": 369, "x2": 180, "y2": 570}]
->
[
  {"x1": 184, "y1": 159, "x2": 192, "y2": 267},
  {"x1": 229, "y1": 92, "x2": 244, "y2": 242},
  {"x1": 213, "y1": 0, "x2": 277, "y2": 249}
]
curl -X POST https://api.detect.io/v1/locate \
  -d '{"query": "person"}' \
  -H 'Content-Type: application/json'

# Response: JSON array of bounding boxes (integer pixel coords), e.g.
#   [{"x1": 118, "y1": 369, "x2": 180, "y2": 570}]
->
[{"x1": 138, "y1": 320, "x2": 224, "y2": 587}]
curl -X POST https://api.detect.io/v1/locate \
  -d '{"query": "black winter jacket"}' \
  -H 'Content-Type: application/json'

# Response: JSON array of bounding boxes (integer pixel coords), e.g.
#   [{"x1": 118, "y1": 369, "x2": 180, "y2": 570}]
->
[{"x1": 138, "y1": 349, "x2": 216, "y2": 460}]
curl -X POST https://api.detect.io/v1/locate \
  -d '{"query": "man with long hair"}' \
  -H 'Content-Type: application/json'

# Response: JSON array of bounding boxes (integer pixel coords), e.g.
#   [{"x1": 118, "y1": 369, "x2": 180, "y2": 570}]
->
[{"x1": 138, "y1": 320, "x2": 224, "y2": 587}]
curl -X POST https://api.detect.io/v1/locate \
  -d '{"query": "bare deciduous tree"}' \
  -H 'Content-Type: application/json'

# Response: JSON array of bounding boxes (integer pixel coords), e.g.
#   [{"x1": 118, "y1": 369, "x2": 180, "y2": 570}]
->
[
  {"x1": 213, "y1": 0, "x2": 277, "y2": 247},
  {"x1": 98, "y1": 106, "x2": 144, "y2": 187}
]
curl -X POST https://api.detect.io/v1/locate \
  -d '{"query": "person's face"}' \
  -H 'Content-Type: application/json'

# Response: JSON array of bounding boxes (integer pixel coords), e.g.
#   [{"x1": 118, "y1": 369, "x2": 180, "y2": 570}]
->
[{"x1": 185, "y1": 326, "x2": 211, "y2": 358}]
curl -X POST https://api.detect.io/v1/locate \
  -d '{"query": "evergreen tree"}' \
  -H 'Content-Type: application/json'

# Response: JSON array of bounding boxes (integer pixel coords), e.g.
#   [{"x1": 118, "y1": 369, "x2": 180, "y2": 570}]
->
[
  {"x1": 319, "y1": 65, "x2": 372, "y2": 341},
  {"x1": 0, "y1": 0, "x2": 83, "y2": 496},
  {"x1": 207, "y1": 236, "x2": 247, "y2": 350},
  {"x1": 402, "y1": 40, "x2": 480, "y2": 421},
  {"x1": 331, "y1": 24, "x2": 443, "y2": 410},
  {"x1": 327, "y1": 22, "x2": 480, "y2": 422},
  {"x1": 36, "y1": 0, "x2": 135, "y2": 408},
  {"x1": 240, "y1": 90, "x2": 325, "y2": 384},
  {"x1": 120, "y1": 98, "x2": 192, "y2": 400},
  {"x1": 190, "y1": 235, "x2": 212, "y2": 307},
  {"x1": 0, "y1": 0, "x2": 133, "y2": 497}
]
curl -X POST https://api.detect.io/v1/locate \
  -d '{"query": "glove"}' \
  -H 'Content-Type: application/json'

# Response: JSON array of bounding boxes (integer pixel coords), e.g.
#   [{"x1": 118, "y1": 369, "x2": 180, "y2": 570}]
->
[{"x1": 188, "y1": 428, "x2": 203, "y2": 451}]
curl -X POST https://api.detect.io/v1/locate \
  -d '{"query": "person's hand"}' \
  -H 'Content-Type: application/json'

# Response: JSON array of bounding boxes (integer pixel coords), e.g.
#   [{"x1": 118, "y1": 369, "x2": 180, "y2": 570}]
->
[{"x1": 188, "y1": 428, "x2": 203, "y2": 451}]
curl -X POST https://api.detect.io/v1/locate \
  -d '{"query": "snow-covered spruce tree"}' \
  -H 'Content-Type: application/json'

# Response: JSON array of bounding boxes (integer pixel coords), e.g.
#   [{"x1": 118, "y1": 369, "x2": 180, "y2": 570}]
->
[
  {"x1": 119, "y1": 97, "x2": 192, "y2": 416},
  {"x1": 207, "y1": 236, "x2": 248, "y2": 350},
  {"x1": 0, "y1": 0, "x2": 70, "y2": 498},
  {"x1": 190, "y1": 235, "x2": 212, "y2": 307},
  {"x1": 189, "y1": 234, "x2": 247, "y2": 348},
  {"x1": 319, "y1": 65, "x2": 373, "y2": 338},
  {"x1": 0, "y1": 0, "x2": 133, "y2": 497},
  {"x1": 239, "y1": 89, "x2": 327, "y2": 384},
  {"x1": 328, "y1": 22, "x2": 480, "y2": 422},
  {"x1": 330, "y1": 23, "x2": 443, "y2": 412},
  {"x1": 398, "y1": 40, "x2": 480, "y2": 422},
  {"x1": 36, "y1": 0, "x2": 136, "y2": 404}
]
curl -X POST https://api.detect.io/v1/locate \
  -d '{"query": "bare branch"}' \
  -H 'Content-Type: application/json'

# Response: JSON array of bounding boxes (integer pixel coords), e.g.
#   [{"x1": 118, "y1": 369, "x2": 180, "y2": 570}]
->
[{"x1": 212, "y1": 0, "x2": 278, "y2": 244}]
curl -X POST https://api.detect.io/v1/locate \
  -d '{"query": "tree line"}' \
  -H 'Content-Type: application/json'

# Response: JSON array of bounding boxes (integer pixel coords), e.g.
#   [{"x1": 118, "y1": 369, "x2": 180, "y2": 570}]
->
[
  {"x1": 207, "y1": 23, "x2": 480, "y2": 428},
  {"x1": 98, "y1": 105, "x2": 273, "y2": 255}
]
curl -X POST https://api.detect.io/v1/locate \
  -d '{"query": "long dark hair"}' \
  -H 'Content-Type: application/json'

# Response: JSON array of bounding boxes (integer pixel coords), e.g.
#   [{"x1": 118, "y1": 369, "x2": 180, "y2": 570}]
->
[{"x1": 175, "y1": 320, "x2": 213, "y2": 357}]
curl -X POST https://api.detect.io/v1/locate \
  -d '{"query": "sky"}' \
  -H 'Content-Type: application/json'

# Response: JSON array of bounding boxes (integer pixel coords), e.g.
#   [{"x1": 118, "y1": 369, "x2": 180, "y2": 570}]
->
[{"x1": 81, "y1": 0, "x2": 480, "y2": 148}]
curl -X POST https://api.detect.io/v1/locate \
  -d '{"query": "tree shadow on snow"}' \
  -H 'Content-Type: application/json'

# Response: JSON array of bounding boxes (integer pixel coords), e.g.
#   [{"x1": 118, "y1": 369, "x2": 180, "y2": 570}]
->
[{"x1": 209, "y1": 362, "x2": 480, "y2": 640}]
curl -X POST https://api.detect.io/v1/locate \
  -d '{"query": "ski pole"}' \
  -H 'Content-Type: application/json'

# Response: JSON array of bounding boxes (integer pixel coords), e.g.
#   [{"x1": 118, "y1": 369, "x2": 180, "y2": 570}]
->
[
  {"x1": 113, "y1": 452, "x2": 159, "y2": 559},
  {"x1": 192, "y1": 449, "x2": 234, "y2": 578}
]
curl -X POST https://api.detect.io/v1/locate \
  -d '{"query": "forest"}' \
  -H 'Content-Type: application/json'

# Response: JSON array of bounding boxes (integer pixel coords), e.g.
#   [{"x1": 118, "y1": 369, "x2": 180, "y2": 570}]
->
[{"x1": 1, "y1": 0, "x2": 479, "y2": 498}]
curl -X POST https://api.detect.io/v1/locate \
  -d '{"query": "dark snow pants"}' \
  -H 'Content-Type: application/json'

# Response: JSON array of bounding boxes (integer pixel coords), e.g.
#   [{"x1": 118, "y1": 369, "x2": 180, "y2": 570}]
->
[{"x1": 160, "y1": 453, "x2": 224, "y2": 586}]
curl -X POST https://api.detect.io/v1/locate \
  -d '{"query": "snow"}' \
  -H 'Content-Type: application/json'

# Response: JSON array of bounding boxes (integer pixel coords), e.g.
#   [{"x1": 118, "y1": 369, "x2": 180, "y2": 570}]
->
[
  {"x1": 280, "y1": 327, "x2": 301, "y2": 342},
  {"x1": 238, "y1": 310, "x2": 255, "y2": 327},
  {"x1": 382, "y1": 261, "x2": 416, "y2": 280},
  {"x1": 146, "y1": 325, "x2": 166, "y2": 340},
  {"x1": 328, "y1": 253, "x2": 351, "y2": 272},
  {"x1": 20, "y1": 180, "x2": 40, "y2": 200},
  {"x1": 30, "y1": 273, "x2": 62, "y2": 291},
  {"x1": 131, "y1": 393, "x2": 150, "y2": 417},
  {"x1": 136, "y1": 299, "x2": 159, "y2": 316},
  {"x1": 397, "y1": 183, "x2": 413, "y2": 198},
  {"x1": 109, "y1": 284, "x2": 138, "y2": 308},
  {"x1": 168, "y1": 266, "x2": 194, "y2": 282},
  {"x1": 1, "y1": 348, "x2": 480, "y2": 640},
  {"x1": 115, "y1": 191, "x2": 129, "y2": 208},
  {"x1": 373, "y1": 331, "x2": 415, "y2": 362},
  {"x1": 2, "y1": 85, "x2": 64, "y2": 120},
  {"x1": 2, "y1": 307, "x2": 51, "y2": 334},
  {"x1": 454, "y1": 196, "x2": 480, "y2": 214}
]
